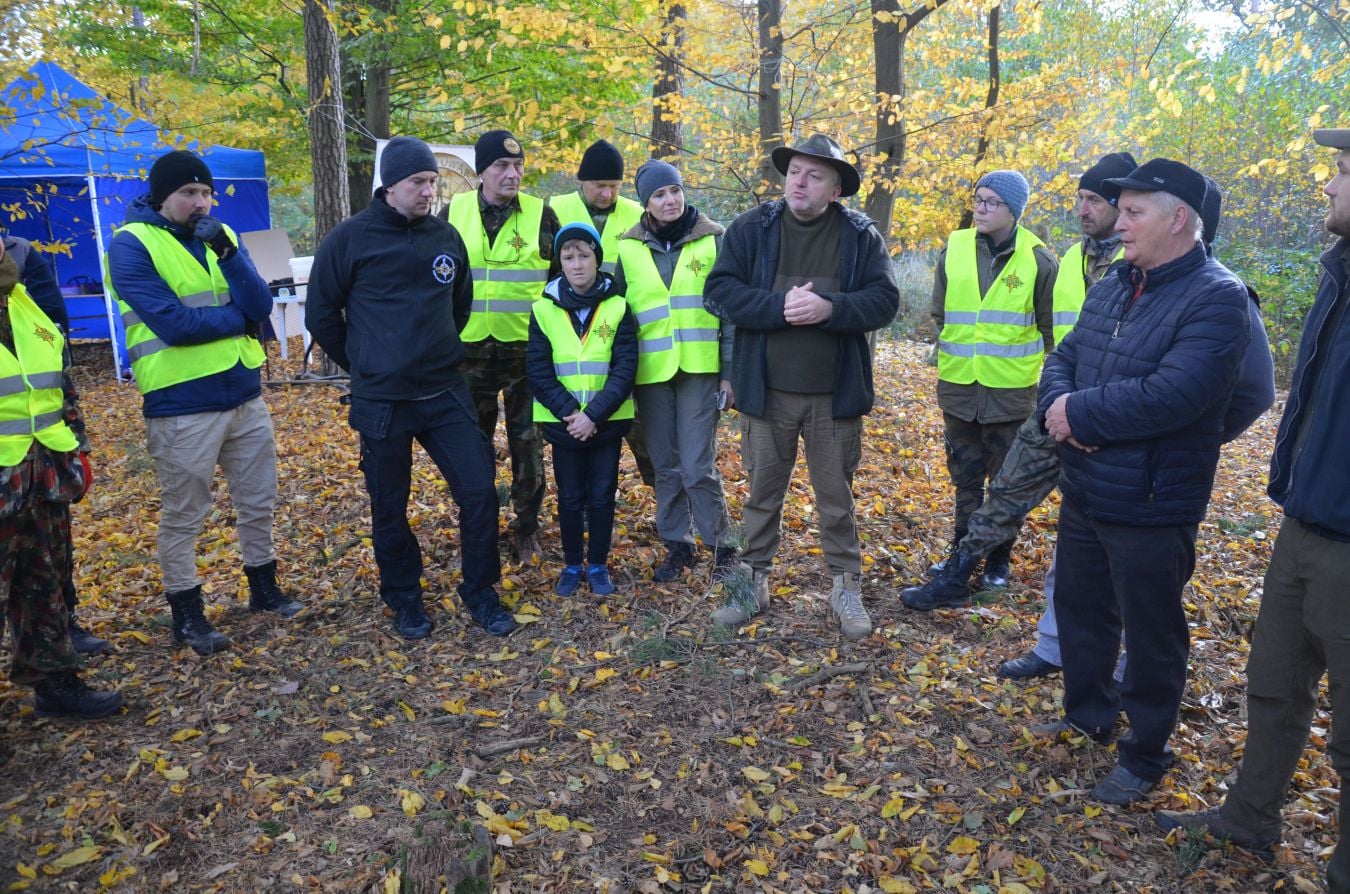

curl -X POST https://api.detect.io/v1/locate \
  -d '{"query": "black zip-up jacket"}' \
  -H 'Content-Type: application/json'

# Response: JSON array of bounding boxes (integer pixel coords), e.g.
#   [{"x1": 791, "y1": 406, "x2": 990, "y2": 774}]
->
[
  {"x1": 306, "y1": 191, "x2": 474, "y2": 400},
  {"x1": 1038, "y1": 244, "x2": 1249, "y2": 526},
  {"x1": 702, "y1": 200, "x2": 899, "y2": 419},
  {"x1": 1267, "y1": 237, "x2": 1350, "y2": 539}
]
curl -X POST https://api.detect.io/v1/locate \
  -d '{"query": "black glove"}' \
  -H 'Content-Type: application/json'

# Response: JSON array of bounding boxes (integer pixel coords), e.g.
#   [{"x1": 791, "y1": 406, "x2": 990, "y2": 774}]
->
[
  {"x1": 244, "y1": 319, "x2": 260, "y2": 339},
  {"x1": 192, "y1": 215, "x2": 236, "y2": 260}
]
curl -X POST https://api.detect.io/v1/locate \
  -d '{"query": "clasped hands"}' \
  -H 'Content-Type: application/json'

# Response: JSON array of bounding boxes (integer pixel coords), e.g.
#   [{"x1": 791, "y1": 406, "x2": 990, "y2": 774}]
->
[
  {"x1": 1045, "y1": 393, "x2": 1098, "y2": 453},
  {"x1": 784, "y1": 282, "x2": 832, "y2": 326}
]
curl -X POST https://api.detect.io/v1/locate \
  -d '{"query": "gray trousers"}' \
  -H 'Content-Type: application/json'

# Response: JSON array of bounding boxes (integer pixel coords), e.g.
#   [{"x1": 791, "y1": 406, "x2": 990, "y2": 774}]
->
[
  {"x1": 1222, "y1": 518, "x2": 1350, "y2": 891},
  {"x1": 740, "y1": 389, "x2": 862, "y2": 575},
  {"x1": 145, "y1": 397, "x2": 278, "y2": 592},
  {"x1": 635, "y1": 371, "x2": 730, "y2": 549}
]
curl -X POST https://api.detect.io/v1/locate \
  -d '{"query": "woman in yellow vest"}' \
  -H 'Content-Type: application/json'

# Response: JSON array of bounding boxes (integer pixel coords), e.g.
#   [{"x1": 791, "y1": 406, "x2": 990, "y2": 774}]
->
[
  {"x1": 527, "y1": 223, "x2": 638, "y2": 596},
  {"x1": 612, "y1": 161, "x2": 736, "y2": 583},
  {"x1": 0, "y1": 250, "x2": 122, "y2": 719}
]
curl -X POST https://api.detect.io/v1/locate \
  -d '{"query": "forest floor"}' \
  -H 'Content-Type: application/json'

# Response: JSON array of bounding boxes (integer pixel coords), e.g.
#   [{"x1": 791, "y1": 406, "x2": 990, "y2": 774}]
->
[{"x1": 0, "y1": 336, "x2": 1326, "y2": 894}]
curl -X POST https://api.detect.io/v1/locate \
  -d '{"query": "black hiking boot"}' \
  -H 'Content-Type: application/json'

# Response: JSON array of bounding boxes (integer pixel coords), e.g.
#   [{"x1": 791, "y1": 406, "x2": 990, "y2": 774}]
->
[
  {"x1": 167, "y1": 586, "x2": 232, "y2": 655},
  {"x1": 244, "y1": 560, "x2": 303, "y2": 617},
  {"x1": 34, "y1": 673, "x2": 124, "y2": 719},
  {"x1": 903, "y1": 551, "x2": 980, "y2": 611}
]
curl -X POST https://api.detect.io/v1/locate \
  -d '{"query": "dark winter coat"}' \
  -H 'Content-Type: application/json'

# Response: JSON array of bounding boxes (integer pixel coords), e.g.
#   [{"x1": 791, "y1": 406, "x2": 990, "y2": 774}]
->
[
  {"x1": 1038, "y1": 244, "x2": 1250, "y2": 526},
  {"x1": 1267, "y1": 238, "x2": 1350, "y2": 539},
  {"x1": 702, "y1": 200, "x2": 899, "y2": 419},
  {"x1": 526, "y1": 272, "x2": 637, "y2": 450},
  {"x1": 306, "y1": 190, "x2": 474, "y2": 401},
  {"x1": 106, "y1": 196, "x2": 272, "y2": 418}
]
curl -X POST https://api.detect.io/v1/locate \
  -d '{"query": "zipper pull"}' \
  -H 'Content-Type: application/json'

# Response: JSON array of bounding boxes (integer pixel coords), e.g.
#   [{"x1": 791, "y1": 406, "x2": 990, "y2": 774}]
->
[{"x1": 1112, "y1": 320, "x2": 1122, "y2": 339}]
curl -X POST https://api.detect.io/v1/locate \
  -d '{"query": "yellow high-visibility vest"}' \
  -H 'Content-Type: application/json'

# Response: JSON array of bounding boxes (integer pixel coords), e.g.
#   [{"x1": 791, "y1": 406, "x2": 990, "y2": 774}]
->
[
  {"x1": 548, "y1": 192, "x2": 642, "y2": 275},
  {"x1": 450, "y1": 191, "x2": 550, "y2": 343},
  {"x1": 1052, "y1": 241, "x2": 1124, "y2": 346},
  {"x1": 531, "y1": 296, "x2": 635, "y2": 423},
  {"x1": 938, "y1": 226, "x2": 1046, "y2": 388},
  {"x1": 107, "y1": 222, "x2": 264, "y2": 395},
  {"x1": 615, "y1": 234, "x2": 719, "y2": 385},
  {"x1": 0, "y1": 284, "x2": 79, "y2": 466}
]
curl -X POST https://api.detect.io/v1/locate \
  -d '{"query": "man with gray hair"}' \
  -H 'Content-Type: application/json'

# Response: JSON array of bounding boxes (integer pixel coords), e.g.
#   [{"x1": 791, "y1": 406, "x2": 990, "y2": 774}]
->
[
  {"x1": 1036, "y1": 158, "x2": 1250, "y2": 804},
  {"x1": 1156, "y1": 127, "x2": 1350, "y2": 889}
]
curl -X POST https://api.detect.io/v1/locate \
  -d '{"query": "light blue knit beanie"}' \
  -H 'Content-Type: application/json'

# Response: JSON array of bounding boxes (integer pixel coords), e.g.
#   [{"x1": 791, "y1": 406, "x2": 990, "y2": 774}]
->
[{"x1": 975, "y1": 170, "x2": 1030, "y2": 220}]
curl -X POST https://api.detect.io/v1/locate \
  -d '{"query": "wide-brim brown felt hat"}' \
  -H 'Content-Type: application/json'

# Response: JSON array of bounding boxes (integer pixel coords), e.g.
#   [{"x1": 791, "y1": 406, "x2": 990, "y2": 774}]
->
[{"x1": 771, "y1": 134, "x2": 861, "y2": 198}]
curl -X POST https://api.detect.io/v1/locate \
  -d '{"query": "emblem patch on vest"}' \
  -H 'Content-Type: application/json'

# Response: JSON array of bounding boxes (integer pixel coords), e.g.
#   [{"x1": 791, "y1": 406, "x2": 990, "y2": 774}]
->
[
  {"x1": 33, "y1": 324, "x2": 56, "y2": 346},
  {"x1": 592, "y1": 320, "x2": 615, "y2": 344},
  {"x1": 432, "y1": 254, "x2": 457, "y2": 284},
  {"x1": 1003, "y1": 272, "x2": 1024, "y2": 291},
  {"x1": 509, "y1": 232, "x2": 528, "y2": 252},
  {"x1": 686, "y1": 257, "x2": 705, "y2": 276}
]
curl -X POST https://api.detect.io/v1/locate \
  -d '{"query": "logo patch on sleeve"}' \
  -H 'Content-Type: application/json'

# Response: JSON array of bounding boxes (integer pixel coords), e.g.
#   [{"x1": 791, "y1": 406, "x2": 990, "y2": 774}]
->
[{"x1": 433, "y1": 254, "x2": 457, "y2": 284}]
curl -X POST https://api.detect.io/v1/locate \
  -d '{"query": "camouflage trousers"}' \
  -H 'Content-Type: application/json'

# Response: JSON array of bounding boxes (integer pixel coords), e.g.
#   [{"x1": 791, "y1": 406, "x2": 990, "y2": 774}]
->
[
  {"x1": 1, "y1": 497, "x2": 80, "y2": 685},
  {"x1": 625, "y1": 415, "x2": 656, "y2": 489},
  {"x1": 961, "y1": 413, "x2": 1061, "y2": 559},
  {"x1": 942, "y1": 414, "x2": 1024, "y2": 541},
  {"x1": 462, "y1": 343, "x2": 545, "y2": 535}
]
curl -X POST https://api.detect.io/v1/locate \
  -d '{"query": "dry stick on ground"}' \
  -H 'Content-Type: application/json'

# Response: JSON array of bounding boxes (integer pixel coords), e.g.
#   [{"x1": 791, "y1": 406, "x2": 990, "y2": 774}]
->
[
  {"x1": 788, "y1": 662, "x2": 872, "y2": 692},
  {"x1": 474, "y1": 736, "x2": 542, "y2": 759}
]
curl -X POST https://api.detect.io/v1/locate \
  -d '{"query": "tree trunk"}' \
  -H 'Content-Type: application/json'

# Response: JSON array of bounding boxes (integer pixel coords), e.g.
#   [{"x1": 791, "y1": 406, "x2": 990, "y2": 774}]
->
[
  {"x1": 959, "y1": 4, "x2": 1002, "y2": 230},
  {"x1": 756, "y1": 0, "x2": 784, "y2": 196},
  {"x1": 651, "y1": 0, "x2": 686, "y2": 159},
  {"x1": 864, "y1": 0, "x2": 954, "y2": 239},
  {"x1": 304, "y1": 0, "x2": 350, "y2": 376},
  {"x1": 344, "y1": 0, "x2": 393, "y2": 215}
]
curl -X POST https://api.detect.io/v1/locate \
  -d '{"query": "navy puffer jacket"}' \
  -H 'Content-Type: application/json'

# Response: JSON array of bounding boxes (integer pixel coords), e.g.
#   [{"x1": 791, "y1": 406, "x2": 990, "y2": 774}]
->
[{"x1": 1038, "y1": 244, "x2": 1249, "y2": 526}]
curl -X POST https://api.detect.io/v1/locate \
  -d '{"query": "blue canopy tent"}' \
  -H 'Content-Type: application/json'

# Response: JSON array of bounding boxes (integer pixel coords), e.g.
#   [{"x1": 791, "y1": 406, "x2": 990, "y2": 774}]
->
[{"x1": 0, "y1": 61, "x2": 270, "y2": 377}]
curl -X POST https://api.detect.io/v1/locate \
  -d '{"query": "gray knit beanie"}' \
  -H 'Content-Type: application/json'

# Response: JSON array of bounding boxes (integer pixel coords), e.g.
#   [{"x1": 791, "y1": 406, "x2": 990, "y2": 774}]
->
[
  {"x1": 975, "y1": 170, "x2": 1030, "y2": 220},
  {"x1": 635, "y1": 160, "x2": 683, "y2": 207},
  {"x1": 380, "y1": 136, "x2": 438, "y2": 188}
]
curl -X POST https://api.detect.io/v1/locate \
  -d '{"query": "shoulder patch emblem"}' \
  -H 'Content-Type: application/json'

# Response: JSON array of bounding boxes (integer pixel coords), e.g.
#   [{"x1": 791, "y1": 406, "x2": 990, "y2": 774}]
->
[
  {"x1": 433, "y1": 254, "x2": 457, "y2": 284},
  {"x1": 33, "y1": 324, "x2": 56, "y2": 346}
]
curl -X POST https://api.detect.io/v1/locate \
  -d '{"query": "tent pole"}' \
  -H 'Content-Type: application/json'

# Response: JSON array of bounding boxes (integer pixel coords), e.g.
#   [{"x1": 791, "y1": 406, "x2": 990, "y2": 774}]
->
[{"x1": 85, "y1": 173, "x2": 123, "y2": 382}]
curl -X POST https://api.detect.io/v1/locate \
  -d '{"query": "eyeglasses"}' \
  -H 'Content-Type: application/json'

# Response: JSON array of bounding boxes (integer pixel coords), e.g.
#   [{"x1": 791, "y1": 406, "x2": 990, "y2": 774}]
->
[{"x1": 973, "y1": 197, "x2": 1007, "y2": 211}]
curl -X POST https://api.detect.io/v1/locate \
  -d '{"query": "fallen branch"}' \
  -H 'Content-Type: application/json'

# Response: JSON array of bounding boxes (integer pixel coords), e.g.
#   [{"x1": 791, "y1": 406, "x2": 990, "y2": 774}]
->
[
  {"x1": 789, "y1": 662, "x2": 871, "y2": 692},
  {"x1": 474, "y1": 736, "x2": 542, "y2": 759}
]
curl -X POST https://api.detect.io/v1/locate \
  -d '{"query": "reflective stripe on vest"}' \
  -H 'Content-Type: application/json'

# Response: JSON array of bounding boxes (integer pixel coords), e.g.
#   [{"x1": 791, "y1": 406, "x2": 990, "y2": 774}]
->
[
  {"x1": 450, "y1": 191, "x2": 549, "y2": 343},
  {"x1": 938, "y1": 226, "x2": 1046, "y2": 388},
  {"x1": 107, "y1": 222, "x2": 264, "y2": 395},
  {"x1": 615, "y1": 234, "x2": 719, "y2": 384},
  {"x1": 530, "y1": 296, "x2": 635, "y2": 423},
  {"x1": 0, "y1": 284, "x2": 78, "y2": 465},
  {"x1": 1051, "y1": 241, "x2": 1124, "y2": 346},
  {"x1": 548, "y1": 192, "x2": 643, "y2": 275}
]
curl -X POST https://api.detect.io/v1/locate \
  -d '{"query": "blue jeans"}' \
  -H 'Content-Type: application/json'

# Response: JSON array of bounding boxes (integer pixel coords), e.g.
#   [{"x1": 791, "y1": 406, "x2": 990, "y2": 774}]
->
[
  {"x1": 1055, "y1": 497, "x2": 1196, "y2": 781},
  {"x1": 352, "y1": 384, "x2": 502, "y2": 610},
  {"x1": 551, "y1": 437, "x2": 623, "y2": 567}
]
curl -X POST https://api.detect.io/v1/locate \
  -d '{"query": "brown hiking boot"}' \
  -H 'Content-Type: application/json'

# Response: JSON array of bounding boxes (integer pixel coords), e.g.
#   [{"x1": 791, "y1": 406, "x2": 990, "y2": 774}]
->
[{"x1": 512, "y1": 531, "x2": 542, "y2": 565}]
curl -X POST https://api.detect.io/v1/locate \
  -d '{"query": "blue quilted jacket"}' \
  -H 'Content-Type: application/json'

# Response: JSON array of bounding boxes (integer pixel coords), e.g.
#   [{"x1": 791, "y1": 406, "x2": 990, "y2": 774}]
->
[{"x1": 1038, "y1": 244, "x2": 1249, "y2": 526}]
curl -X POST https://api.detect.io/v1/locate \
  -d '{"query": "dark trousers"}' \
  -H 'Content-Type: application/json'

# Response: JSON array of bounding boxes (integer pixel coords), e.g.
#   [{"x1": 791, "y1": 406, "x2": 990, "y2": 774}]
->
[
  {"x1": 461, "y1": 343, "x2": 545, "y2": 535},
  {"x1": 1055, "y1": 496, "x2": 1197, "y2": 781},
  {"x1": 1223, "y1": 518, "x2": 1350, "y2": 890},
  {"x1": 355, "y1": 386, "x2": 502, "y2": 610},
  {"x1": 942, "y1": 414, "x2": 1022, "y2": 538},
  {"x1": 551, "y1": 439, "x2": 622, "y2": 567}
]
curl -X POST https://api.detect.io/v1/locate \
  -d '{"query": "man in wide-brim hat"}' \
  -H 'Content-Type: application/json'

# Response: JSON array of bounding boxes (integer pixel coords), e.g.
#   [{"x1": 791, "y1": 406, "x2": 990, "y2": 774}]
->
[{"x1": 702, "y1": 134, "x2": 899, "y2": 641}]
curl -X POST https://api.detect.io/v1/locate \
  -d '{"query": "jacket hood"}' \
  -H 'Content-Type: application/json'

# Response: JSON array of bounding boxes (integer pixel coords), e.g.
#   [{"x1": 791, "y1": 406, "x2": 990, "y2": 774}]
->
[
  {"x1": 756, "y1": 198, "x2": 879, "y2": 233},
  {"x1": 619, "y1": 208, "x2": 724, "y2": 246},
  {"x1": 544, "y1": 270, "x2": 618, "y2": 311}
]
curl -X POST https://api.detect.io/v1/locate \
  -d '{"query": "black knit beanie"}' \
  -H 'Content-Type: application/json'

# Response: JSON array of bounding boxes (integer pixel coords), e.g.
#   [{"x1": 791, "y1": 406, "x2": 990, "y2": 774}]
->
[
  {"x1": 1079, "y1": 152, "x2": 1138, "y2": 205},
  {"x1": 380, "y1": 136, "x2": 438, "y2": 188},
  {"x1": 577, "y1": 140, "x2": 624, "y2": 181},
  {"x1": 150, "y1": 150, "x2": 213, "y2": 205},
  {"x1": 475, "y1": 130, "x2": 524, "y2": 175}
]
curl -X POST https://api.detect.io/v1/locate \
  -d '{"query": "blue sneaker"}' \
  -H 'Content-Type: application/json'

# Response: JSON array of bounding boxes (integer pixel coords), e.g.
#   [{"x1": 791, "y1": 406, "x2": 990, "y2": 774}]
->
[
  {"x1": 587, "y1": 564, "x2": 616, "y2": 596},
  {"x1": 556, "y1": 565, "x2": 584, "y2": 596}
]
